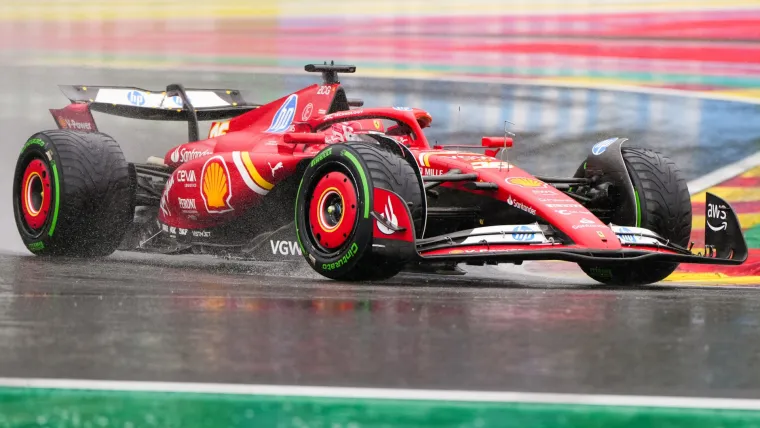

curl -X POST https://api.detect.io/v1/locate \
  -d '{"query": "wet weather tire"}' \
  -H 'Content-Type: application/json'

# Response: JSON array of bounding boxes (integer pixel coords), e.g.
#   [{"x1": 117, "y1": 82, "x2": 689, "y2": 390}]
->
[
  {"x1": 13, "y1": 130, "x2": 134, "y2": 257},
  {"x1": 580, "y1": 147, "x2": 692, "y2": 285},
  {"x1": 295, "y1": 142, "x2": 423, "y2": 281}
]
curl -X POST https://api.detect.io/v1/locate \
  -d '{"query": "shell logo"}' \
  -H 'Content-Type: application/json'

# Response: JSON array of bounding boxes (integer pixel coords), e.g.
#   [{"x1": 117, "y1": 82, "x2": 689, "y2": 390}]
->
[
  {"x1": 505, "y1": 177, "x2": 546, "y2": 188},
  {"x1": 57, "y1": 116, "x2": 67, "y2": 129},
  {"x1": 201, "y1": 155, "x2": 234, "y2": 213}
]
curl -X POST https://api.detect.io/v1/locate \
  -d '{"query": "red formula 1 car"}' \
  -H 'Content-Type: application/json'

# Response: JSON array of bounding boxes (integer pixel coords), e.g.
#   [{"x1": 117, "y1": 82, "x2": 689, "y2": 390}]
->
[{"x1": 13, "y1": 63, "x2": 748, "y2": 285}]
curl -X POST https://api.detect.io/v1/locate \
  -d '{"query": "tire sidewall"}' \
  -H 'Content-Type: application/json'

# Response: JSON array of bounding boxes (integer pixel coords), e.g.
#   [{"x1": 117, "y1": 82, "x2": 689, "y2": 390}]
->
[
  {"x1": 13, "y1": 133, "x2": 63, "y2": 254},
  {"x1": 295, "y1": 144, "x2": 374, "y2": 279},
  {"x1": 581, "y1": 147, "x2": 686, "y2": 285}
]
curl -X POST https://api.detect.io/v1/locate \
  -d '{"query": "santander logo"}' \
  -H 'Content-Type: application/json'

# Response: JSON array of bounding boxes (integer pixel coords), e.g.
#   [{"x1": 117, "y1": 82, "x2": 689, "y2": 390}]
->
[{"x1": 170, "y1": 146, "x2": 213, "y2": 164}]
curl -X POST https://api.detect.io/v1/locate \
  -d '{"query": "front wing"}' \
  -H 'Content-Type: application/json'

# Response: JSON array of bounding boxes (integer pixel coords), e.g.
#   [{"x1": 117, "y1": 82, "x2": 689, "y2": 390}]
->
[{"x1": 379, "y1": 191, "x2": 748, "y2": 267}]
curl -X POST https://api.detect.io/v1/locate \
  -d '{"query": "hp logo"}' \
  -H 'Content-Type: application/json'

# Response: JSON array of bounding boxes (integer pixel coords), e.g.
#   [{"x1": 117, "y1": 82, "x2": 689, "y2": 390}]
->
[
  {"x1": 266, "y1": 94, "x2": 298, "y2": 133},
  {"x1": 127, "y1": 90, "x2": 146, "y2": 106},
  {"x1": 592, "y1": 138, "x2": 617, "y2": 156},
  {"x1": 618, "y1": 226, "x2": 637, "y2": 243},
  {"x1": 512, "y1": 225, "x2": 535, "y2": 241}
]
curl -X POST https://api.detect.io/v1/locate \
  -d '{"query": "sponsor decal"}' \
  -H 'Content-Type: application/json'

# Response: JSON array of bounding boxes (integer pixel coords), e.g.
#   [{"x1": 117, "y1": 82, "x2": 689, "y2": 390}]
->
[
  {"x1": 589, "y1": 267, "x2": 613, "y2": 279},
  {"x1": 507, "y1": 195, "x2": 537, "y2": 216},
  {"x1": 592, "y1": 138, "x2": 617, "y2": 156},
  {"x1": 27, "y1": 241, "x2": 45, "y2": 251},
  {"x1": 310, "y1": 148, "x2": 332, "y2": 167},
  {"x1": 208, "y1": 121, "x2": 230, "y2": 138},
  {"x1": 232, "y1": 151, "x2": 273, "y2": 196},
  {"x1": 322, "y1": 242, "x2": 359, "y2": 271},
  {"x1": 579, "y1": 218, "x2": 594, "y2": 224},
  {"x1": 421, "y1": 168, "x2": 444, "y2": 176},
  {"x1": 377, "y1": 196, "x2": 398, "y2": 235},
  {"x1": 471, "y1": 161, "x2": 512, "y2": 169},
  {"x1": 546, "y1": 204, "x2": 583, "y2": 208},
  {"x1": 170, "y1": 147, "x2": 213, "y2": 164},
  {"x1": 178, "y1": 228, "x2": 188, "y2": 236},
  {"x1": 373, "y1": 120, "x2": 382, "y2": 130},
  {"x1": 160, "y1": 176, "x2": 174, "y2": 217},
  {"x1": 617, "y1": 226, "x2": 637, "y2": 243},
  {"x1": 21, "y1": 138, "x2": 45, "y2": 153},
  {"x1": 270, "y1": 240, "x2": 303, "y2": 256},
  {"x1": 169, "y1": 226, "x2": 177, "y2": 235},
  {"x1": 505, "y1": 177, "x2": 546, "y2": 188},
  {"x1": 178, "y1": 198, "x2": 197, "y2": 210},
  {"x1": 317, "y1": 85, "x2": 332, "y2": 95},
  {"x1": 302, "y1": 103, "x2": 314, "y2": 121},
  {"x1": 448, "y1": 248, "x2": 518, "y2": 254},
  {"x1": 201, "y1": 156, "x2": 234, "y2": 214},
  {"x1": 532, "y1": 189, "x2": 555, "y2": 195},
  {"x1": 191, "y1": 230, "x2": 212, "y2": 238},
  {"x1": 268, "y1": 161, "x2": 283, "y2": 178},
  {"x1": 393, "y1": 106, "x2": 413, "y2": 111},
  {"x1": 707, "y1": 202, "x2": 728, "y2": 232},
  {"x1": 556, "y1": 209, "x2": 588, "y2": 216},
  {"x1": 176, "y1": 169, "x2": 197, "y2": 185},
  {"x1": 127, "y1": 90, "x2": 146, "y2": 106},
  {"x1": 597, "y1": 231, "x2": 606, "y2": 239},
  {"x1": 327, "y1": 109, "x2": 364, "y2": 119},
  {"x1": 538, "y1": 198, "x2": 573, "y2": 203},
  {"x1": 416, "y1": 150, "x2": 459, "y2": 167},
  {"x1": 170, "y1": 96, "x2": 183, "y2": 107},
  {"x1": 512, "y1": 225, "x2": 536, "y2": 241},
  {"x1": 266, "y1": 94, "x2": 298, "y2": 133},
  {"x1": 318, "y1": 109, "x2": 327, "y2": 114},
  {"x1": 58, "y1": 116, "x2": 93, "y2": 131},
  {"x1": 572, "y1": 224, "x2": 606, "y2": 230},
  {"x1": 161, "y1": 224, "x2": 169, "y2": 232}
]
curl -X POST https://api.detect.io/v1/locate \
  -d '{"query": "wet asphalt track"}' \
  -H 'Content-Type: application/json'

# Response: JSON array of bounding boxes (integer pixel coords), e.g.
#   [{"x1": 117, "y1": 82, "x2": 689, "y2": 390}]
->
[{"x1": 1, "y1": 64, "x2": 760, "y2": 398}]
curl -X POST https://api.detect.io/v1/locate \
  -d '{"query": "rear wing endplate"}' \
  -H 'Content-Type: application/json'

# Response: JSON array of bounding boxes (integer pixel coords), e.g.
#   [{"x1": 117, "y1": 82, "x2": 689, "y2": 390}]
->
[{"x1": 55, "y1": 83, "x2": 261, "y2": 142}]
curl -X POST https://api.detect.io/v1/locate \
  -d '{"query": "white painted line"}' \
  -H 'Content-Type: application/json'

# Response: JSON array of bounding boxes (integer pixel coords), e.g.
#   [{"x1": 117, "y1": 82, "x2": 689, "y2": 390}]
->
[
  {"x1": 1, "y1": 377, "x2": 760, "y2": 410},
  {"x1": 688, "y1": 151, "x2": 760, "y2": 195}
]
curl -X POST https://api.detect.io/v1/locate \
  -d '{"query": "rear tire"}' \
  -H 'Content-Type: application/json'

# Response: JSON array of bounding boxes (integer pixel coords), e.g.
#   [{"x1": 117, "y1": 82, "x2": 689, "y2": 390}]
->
[
  {"x1": 295, "y1": 142, "x2": 423, "y2": 281},
  {"x1": 580, "y1": 147, "x2": 692, "y2": 285},
  {"x1": 13, "y1": 130, "x2": 134, "y2": 257}
]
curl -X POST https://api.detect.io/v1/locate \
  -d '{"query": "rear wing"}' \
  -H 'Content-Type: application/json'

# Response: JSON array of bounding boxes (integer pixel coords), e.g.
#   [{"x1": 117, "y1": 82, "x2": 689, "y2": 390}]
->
[{"x1": 51, "y1": 83, "x2": 260, "y2": 142}]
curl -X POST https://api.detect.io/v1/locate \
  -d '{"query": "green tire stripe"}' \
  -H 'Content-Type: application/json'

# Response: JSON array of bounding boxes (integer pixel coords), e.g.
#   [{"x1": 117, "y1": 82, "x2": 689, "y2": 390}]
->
[
  {"x1": 294, "y1": 176, "x2": 306, "y2": 255},
  {"x1": 342, "y1": 151, "x2": 370, "y2": 219},
  {"x1": 48, "y1": 163, "x2": 61, "y2": 237},
  {"x1": 634, "y1": 189, "x2": 642, "y2": 228}
]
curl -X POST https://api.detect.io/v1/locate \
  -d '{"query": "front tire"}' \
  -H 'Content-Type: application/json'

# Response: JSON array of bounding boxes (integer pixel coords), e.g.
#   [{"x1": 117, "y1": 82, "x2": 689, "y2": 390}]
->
[
  {"x1": 295, "y1": 142, "x2": 423, "y2": 281},
  {"x1": 580, "y1": 147, "x2": 692, "y2": 285},
  {"x1": 13, "y1": 130, "x2": 134, "y2": 257}
]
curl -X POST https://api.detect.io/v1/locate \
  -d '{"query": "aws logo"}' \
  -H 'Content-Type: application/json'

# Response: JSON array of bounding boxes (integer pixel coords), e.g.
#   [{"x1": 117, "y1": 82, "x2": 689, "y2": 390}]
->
[{"x1": 201, "y1": 156, "x2": 234, "y2": 214}]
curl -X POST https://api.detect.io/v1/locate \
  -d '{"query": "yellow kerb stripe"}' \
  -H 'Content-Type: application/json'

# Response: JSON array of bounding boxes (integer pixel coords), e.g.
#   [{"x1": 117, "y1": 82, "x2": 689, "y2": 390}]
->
[
  {"x1": 692, "y1": 187, "x2": 760, "y2": 203},
  {"x1": 240, "y1": 151, "x2": 273, "y2": 191}
]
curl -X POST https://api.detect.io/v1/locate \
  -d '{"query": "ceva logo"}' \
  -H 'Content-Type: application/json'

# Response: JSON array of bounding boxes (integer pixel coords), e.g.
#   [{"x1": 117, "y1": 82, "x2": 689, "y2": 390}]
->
[{"x1": 266, "y1": 94, "x2": 298, "y2": 133}]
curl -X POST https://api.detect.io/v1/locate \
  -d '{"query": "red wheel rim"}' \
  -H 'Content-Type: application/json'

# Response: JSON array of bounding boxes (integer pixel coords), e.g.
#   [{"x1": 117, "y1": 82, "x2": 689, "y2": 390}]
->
[
  {"x1": 308, "y1": 171, "x2": 358, "y2": 250},
  {"x1": 20, "y1": 159, "x2": 52, "y2": 231}
]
